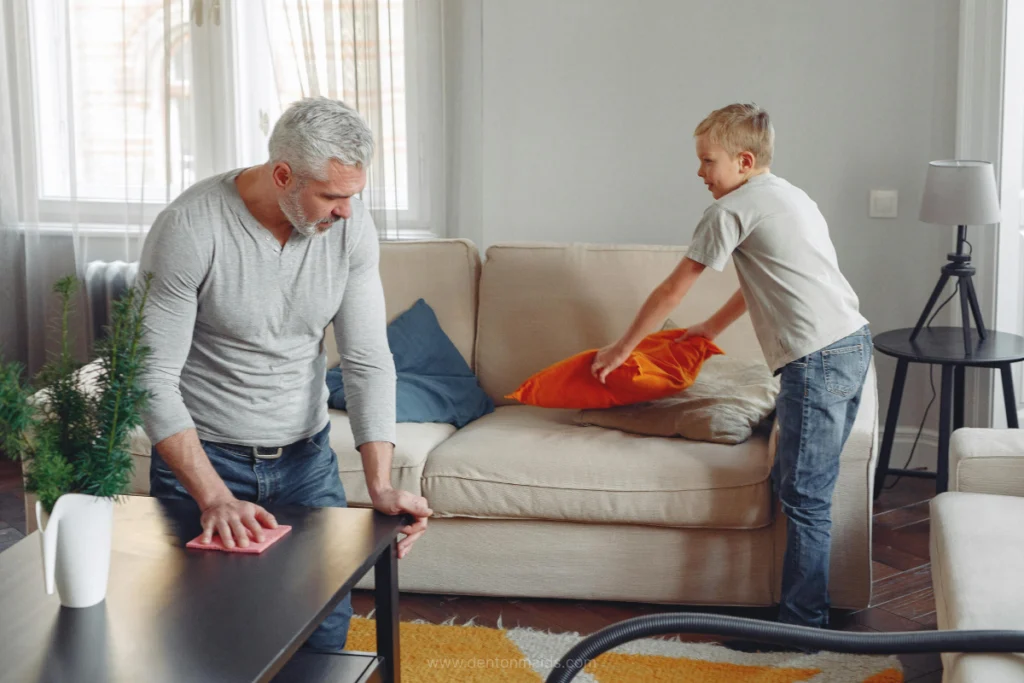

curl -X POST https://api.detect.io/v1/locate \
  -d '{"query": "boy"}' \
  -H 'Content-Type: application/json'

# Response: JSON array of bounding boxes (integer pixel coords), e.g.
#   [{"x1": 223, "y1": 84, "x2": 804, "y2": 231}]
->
[{"x1": 591, "y1": 103, "x2": 871, "y2": 631}]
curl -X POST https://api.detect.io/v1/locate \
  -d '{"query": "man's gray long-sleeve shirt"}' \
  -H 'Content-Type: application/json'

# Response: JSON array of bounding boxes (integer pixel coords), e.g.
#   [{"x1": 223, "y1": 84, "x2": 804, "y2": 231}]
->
[{"x1": 138, "y1": 170, "x2": 396, "y2": 448}]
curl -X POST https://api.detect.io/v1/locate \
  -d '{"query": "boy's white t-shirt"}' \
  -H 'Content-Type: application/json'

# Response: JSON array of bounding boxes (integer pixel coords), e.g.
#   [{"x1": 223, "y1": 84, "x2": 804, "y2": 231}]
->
[{"x1": 687, "y1": 172, "x2": 868, "y2": 373}]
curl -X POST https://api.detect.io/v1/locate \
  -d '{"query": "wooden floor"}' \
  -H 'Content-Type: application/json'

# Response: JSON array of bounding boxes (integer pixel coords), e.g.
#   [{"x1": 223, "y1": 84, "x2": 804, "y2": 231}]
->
[{"x1": 0, "y1": 457, "x2": 942, "y2": 681}]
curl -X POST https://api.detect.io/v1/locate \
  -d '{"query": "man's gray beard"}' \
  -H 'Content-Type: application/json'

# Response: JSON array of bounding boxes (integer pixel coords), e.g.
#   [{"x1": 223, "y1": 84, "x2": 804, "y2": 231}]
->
[{"x1": 279, "y1": 190, "x2": 332, "y2": 237}]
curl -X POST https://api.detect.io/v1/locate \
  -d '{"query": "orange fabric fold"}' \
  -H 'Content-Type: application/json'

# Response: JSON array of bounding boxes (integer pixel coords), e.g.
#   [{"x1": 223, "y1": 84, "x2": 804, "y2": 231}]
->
[{"x1": 506, "y1": 329, "x2": 724, "y2": 409}]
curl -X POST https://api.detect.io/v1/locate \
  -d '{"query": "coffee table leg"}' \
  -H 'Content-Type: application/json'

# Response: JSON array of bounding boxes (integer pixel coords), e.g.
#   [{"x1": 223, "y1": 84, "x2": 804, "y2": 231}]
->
[
  {"x1": 875, "y1": 359, "x2": 909, "y2": 499},
  {"x1": 1001, "y1": 363, "x2": 1020, "y2": 429},
  {"x1": 937, "y1": 364, "x2": 954, "y2": 494},
  {"x1": 374, "y1": 539, "x2": 400, "y2": 683}
]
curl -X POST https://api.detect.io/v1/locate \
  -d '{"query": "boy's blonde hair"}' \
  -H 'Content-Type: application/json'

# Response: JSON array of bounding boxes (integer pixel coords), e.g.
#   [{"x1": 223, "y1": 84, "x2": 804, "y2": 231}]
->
[{"x1": 694, "y1": 103, "x2": 774, "y2": 168}]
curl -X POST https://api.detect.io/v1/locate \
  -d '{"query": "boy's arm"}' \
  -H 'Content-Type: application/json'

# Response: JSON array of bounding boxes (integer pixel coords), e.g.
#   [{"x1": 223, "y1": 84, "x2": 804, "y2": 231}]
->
[
  {"x1": 684, "y1": 288, "x2": 747, "y2": 340},
  {"x1": 591, "y1": 257, "x2": 706, "y2": 383}
]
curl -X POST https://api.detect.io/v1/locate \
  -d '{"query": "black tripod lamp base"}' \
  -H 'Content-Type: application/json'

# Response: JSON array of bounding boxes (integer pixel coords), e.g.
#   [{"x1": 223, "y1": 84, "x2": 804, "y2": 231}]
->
[{"x1": 909, "y1": 264, "x2": 987, "y2": 355}]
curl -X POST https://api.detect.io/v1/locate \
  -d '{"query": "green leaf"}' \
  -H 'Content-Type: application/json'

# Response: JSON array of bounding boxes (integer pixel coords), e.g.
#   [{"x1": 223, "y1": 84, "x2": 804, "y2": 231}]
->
[{"x1": 0, "y1": 272, "x2": 155, "y2": 513}]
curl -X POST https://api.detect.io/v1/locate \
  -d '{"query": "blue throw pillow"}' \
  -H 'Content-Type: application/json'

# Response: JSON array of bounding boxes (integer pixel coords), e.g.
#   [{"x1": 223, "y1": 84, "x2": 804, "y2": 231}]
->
[{"x1": 325, "y1": 299, "x2": 494, "y2": 428}]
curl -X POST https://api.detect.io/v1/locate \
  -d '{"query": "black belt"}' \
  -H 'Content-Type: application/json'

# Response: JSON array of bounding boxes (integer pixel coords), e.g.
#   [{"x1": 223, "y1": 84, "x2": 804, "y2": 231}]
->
[
  {"x1": 209, "y1": 441, "x2": 288, "y2": 460},
  {"x1": 207, "y1": 426, "x2": 326, "y2": 461}
]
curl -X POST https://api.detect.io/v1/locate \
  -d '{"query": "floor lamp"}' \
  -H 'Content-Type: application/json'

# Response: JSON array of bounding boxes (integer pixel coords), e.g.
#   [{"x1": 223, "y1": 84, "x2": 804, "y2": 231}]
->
[{"x1": 910, "y1": 160, "x2": 1001, "y2": 355}]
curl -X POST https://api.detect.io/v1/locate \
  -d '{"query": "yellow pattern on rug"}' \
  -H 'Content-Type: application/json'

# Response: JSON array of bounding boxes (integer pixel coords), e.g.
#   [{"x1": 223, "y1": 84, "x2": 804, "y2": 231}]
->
[
  {"x1": 586, "y1": 652, "x2": 819, "y2": 682},
  {"x1": 346, "y1": 616, "x2": 903, "y2": 683},
  {"x1": 348, "y1": 618, "x2": 541, "y2": 682}
]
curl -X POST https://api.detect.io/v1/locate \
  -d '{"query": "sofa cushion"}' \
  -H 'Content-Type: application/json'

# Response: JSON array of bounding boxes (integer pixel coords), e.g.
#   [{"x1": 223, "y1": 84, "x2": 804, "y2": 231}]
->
[
  {"x1": 950, "y1": 428, "x2": 1024, "y2": 497},
  {"x1": 422, "y1": 405, "x2": 773, "y2": 528},
  {"x1": 931, "y1": 492, "x2": 1024, "y2": 681},
  {"x1": 126, "y1": 428, "x2": 154, "y2": 494},
  {"x1": 115, "y1": 411, "x2": 450, "y2": 506},
  {"x1": 575, "y1": 355, "x2": 780, "y2": 444},
  {"x1": 475, "y1": 242, "x2": 763, "y2": 406},
  {"x1": 329, "y1": 410, "x2": 454, "y2": 505},
  {"x1": 327, "y1": 299, "x2": 493, "y2": 427},
  {"x1": 324, "y1": 239, "x2": 481, "y2": 370}
]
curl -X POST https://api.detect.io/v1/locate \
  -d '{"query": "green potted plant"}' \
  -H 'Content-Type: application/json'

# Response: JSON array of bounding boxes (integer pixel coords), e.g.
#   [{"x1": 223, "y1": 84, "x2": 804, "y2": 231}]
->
[{"x1": 0, "y1": 273, "x2": 152, "y2": 608}]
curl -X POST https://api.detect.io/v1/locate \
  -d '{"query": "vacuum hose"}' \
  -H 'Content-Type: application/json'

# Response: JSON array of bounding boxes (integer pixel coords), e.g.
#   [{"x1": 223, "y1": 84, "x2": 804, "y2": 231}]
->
[{"x1": 544, "y1": 613, "x2": 1024, "y2": 683}]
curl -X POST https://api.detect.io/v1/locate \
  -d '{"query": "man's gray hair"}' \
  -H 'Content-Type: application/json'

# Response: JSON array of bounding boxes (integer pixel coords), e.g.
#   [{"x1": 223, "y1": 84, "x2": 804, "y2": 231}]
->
[{"x1": 268, "y1": 97, "x2": 375, "y2": 180}]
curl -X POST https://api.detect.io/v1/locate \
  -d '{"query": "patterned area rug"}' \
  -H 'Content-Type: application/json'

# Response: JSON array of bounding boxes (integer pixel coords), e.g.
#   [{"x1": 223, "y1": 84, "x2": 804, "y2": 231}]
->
[{"x1": 347, "y1": 616, "x2": 903, "y2": 682}]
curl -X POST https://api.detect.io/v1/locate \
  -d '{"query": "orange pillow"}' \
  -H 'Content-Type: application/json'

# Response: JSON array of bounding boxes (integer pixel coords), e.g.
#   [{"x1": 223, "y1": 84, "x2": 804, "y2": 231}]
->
[{"x1": 506, "y1": 329, "x2": 724, "y2": 409}]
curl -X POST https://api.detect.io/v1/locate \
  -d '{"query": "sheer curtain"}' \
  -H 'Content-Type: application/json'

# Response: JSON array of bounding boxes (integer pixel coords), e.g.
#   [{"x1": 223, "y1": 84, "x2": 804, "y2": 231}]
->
[
  {"x1": 0, "y1": 0, "x2": 444, "y2": 373},
  {"x1": 242, "y1": 0, "x2": 445, "y2": 239},
  {"x1": 0, "y1": 0, "x2": 197, "y2": 374}
]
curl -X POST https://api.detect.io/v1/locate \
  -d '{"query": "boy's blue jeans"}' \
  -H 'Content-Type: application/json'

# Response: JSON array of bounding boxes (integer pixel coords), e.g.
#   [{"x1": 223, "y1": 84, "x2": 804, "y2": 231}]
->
[
  {"x1": 149, "y1": 422, "x2": 352, "y2": 651},
  {"x1": 773, "y1": 325, "x2": 872, "y2": 628}
]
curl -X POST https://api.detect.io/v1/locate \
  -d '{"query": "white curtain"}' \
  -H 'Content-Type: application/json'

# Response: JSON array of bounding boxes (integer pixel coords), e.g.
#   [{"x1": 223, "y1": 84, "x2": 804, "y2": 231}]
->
[
  {"x1": 0, "y1": 0, "x2": 197, "y2": 374},
  {"x1": 246, "y1": 0, "x2": 445, "y2": 240},
  {"x1": 0, "y1": 0, "x2": 444, "y2": 373}
]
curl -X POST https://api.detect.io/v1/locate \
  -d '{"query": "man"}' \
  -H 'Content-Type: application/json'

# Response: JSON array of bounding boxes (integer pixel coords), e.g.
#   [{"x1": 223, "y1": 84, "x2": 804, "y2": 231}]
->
[{"x1": 138, "y1": 97, "x2": 431, "y2": 651}]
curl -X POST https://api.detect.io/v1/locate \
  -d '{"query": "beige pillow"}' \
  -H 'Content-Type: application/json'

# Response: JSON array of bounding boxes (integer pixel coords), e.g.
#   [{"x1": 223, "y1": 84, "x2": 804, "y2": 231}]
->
[{"x1": 574, "y1": 354, "x2": 780, "y2": 444}]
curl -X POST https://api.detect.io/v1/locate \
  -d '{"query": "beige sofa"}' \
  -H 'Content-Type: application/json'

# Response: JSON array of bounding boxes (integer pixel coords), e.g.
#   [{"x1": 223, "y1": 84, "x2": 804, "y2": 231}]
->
[
  {"x1": 931, "y1": 428, "x2": 1024, "y2": 681},
  {"x1": 26, "y1": 239, "x2": 880, "y2": 609}
]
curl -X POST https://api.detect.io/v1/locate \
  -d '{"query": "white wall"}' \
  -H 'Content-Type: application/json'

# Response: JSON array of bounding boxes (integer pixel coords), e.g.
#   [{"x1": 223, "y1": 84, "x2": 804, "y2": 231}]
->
[{"x1": 446, "y1": 0, "x2": 962, "y2": 471}]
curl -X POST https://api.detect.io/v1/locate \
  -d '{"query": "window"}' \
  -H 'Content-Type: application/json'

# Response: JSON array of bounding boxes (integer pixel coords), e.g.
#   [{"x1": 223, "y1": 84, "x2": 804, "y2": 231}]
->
[
  {"x1": 34, "y1": 1, "x2": 194, "y2": 202},
  {"x1": 13, "y1": 0, "x2": 433, "y2": 235},
  {"x1": 24, "y1": 0, "x2": 193, "y2": 226}
]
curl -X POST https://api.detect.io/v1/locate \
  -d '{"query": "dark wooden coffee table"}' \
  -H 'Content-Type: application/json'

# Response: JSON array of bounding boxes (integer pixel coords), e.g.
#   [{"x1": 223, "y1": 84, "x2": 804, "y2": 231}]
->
[{"x1": 0, "y1": 496, "x2": 406, "y2": 683}]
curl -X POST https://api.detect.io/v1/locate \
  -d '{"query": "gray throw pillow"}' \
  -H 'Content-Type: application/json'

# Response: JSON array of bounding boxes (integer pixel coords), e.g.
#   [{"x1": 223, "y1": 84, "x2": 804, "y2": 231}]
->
[{"x1": 575, "y1": 322, "x2": 779, "y2": 444}]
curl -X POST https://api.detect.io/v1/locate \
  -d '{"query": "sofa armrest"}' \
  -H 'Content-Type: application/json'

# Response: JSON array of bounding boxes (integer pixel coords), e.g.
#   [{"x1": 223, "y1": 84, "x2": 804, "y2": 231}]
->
[
  {"x1": 950, "y1": 428, "x2": 1024, "y2": 496},
  {"x1": 766, "y1": 358, "x2": 879, "y2": 467},
  {"x1": 847, "y1": 356, "x2": 879, "y2": 465},
  {"x1": 831, "y1": 357, "x2": 879, "y2": 608},
  {"x1": 23, "y1": 491, "x2": 38, "y2": 534}
]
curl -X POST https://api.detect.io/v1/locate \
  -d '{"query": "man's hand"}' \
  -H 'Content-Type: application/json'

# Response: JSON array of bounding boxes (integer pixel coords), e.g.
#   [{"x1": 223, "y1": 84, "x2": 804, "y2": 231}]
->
[
  {"x1": 678, "y1": 320, "x2": 718, "y2": 342},
  {"x1": 591, "y1": 343, "x2": 632, "y2": 385},
  {"x1": 370, "y1": 488, "x2": 433, "y2": 559},
  {"x1": 199, "y1": 494, "x2": 278, "y2": 549}
]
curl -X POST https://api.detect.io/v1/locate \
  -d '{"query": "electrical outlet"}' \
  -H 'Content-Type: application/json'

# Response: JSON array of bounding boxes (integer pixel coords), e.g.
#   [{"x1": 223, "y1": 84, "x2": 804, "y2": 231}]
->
[{"x1": 869, "y1": 190, "x2": 898, "y2": 218}]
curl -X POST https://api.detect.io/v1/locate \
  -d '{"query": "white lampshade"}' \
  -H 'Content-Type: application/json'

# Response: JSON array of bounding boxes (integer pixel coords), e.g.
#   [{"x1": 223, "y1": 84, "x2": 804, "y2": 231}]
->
[{"x1": 919, "y1": 160, "x2": 1001, "y2": 225}]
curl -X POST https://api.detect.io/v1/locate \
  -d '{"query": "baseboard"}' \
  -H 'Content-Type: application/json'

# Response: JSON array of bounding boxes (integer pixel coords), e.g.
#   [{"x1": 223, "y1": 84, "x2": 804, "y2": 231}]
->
[{"x1": 882, "y1": 427, "x2": 940, "y2": 474}]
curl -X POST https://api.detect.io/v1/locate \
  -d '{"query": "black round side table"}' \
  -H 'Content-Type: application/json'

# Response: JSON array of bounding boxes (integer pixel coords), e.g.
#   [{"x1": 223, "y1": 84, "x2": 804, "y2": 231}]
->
[{"x1": 873, "y1": 327, "x2": 1024, "y2": 499}]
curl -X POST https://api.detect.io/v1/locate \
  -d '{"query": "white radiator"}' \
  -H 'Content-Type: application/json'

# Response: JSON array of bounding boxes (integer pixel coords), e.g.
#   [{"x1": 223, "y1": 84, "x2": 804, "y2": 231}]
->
[{"x1": 83, "y1": 260, "x2": 139, "y2": 343}]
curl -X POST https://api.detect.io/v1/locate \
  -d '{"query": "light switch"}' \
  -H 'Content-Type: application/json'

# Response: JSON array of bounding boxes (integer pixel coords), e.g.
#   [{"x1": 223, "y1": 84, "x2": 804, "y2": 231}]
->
[{"x1": 869, "y1": 190, "x2": 898, "y2": 218}]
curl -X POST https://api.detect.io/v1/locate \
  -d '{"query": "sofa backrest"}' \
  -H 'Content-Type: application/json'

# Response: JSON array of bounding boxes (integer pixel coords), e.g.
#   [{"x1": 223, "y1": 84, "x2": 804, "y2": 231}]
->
[
  {"x1": 324, "y1": 238, "x2": 481, "y2": 369},
  {"x1": 474, "y1": 242, "x2": 762, "y2": 406}
]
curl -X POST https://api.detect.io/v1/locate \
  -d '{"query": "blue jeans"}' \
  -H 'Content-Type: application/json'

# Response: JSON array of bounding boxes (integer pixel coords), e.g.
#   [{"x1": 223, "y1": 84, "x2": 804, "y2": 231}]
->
[
  {"x1": 150, "y1": 422, "x2": 353, "y2": 651},
  {"x1": 773, "y1": 326, "x2": 872, "y2": 627}
]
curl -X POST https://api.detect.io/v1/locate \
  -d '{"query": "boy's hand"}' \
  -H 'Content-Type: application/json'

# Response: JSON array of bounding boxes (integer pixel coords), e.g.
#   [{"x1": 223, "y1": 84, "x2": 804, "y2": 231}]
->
[
  {"x1": 678, "y1": 320, "x2": 718, "y2": 342},
  {"x1": 591, "y1": 344, "x2": 631, "y2": 384}
]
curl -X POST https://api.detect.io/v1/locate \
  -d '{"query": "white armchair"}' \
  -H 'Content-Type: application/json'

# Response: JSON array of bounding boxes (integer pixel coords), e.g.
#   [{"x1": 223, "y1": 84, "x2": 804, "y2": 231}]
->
[{"x1": 930, "y1": 428, "x2": 1024, "y2": 682}]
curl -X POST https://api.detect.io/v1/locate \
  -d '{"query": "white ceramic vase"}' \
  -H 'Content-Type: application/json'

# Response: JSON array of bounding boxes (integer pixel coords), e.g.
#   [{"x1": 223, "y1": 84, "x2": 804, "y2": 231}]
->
[{"x1": 36, "y1": 493, "x2": 115, "y2": 608}]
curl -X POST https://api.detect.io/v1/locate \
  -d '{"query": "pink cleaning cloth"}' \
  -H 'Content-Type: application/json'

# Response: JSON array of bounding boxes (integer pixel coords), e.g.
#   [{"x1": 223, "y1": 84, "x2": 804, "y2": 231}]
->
[{"x1": 186, "y1": 525, "x2": 292, "y2": 554}]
